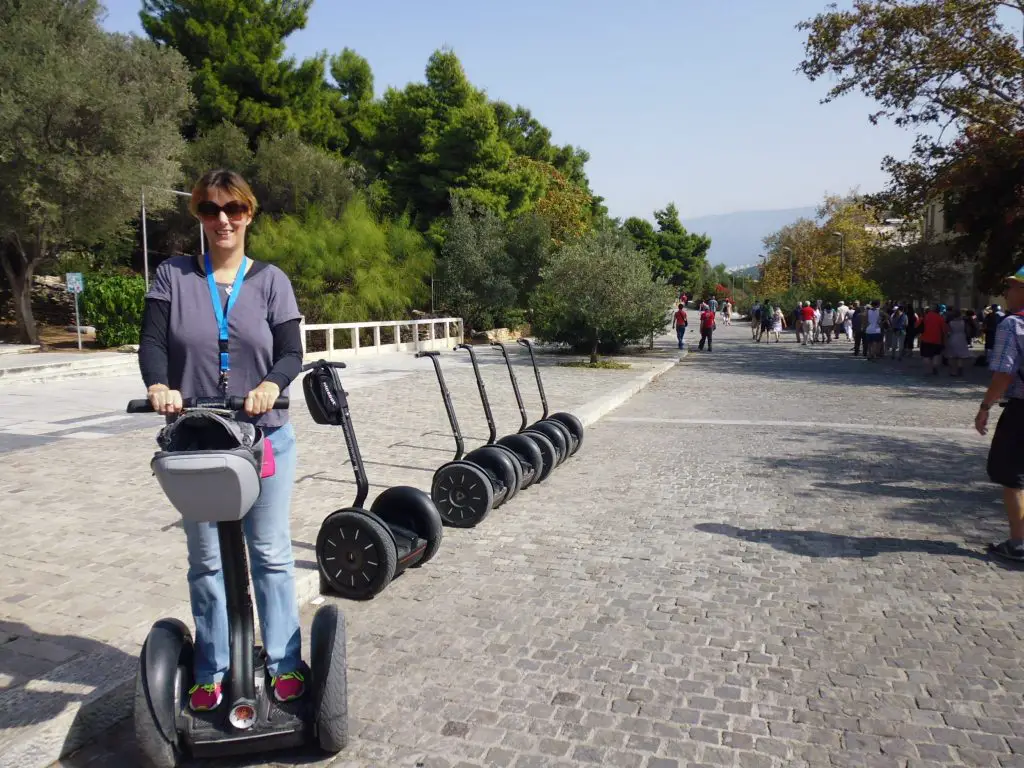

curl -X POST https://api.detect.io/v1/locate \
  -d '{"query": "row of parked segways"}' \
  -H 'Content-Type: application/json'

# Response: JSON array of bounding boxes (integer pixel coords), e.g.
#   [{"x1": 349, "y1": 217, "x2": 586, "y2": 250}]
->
[
  {"x1": 126, "y1": 338, "x2": 581, "y2": 767},
  {"x1": 305, "y1": 339, "x2": 584, "y2": 602}
]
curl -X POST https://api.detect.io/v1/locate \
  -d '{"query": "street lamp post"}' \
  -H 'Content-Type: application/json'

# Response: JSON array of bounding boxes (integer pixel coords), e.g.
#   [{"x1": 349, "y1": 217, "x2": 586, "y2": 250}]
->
[
  {"x1": 782, "y1": 246, "x2": 794, "y2": 288},
  {"x1": 141, "y1": 187, "x2": 205, "y2": 291},
  {"x1": 832, "y1": 231, "x2": 845, "y2": 275}
]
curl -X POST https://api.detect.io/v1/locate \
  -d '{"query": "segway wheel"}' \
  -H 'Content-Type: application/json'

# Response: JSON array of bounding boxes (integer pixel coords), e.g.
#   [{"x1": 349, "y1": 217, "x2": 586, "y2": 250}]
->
[
  {"x1": 543, "y1": 419, "x2": 574, "y2": 463},
  {"x1": 134, "y1": 620, "x2": 192, "y2": 768},
  {"x1": 317, "y1": 510, "x2": 397, "y2": 600},
  {"x1": 549, "y1": 411, "x2": 584, "y2": 455},
  {"x1": 521, "y1": 430, "x2": 557, "y2": 483},
  {"x1": 432, "y1": 461, "x2": 494, "y2": 527},
  {"x1": 465, "y1": 446, "x2": 519, "y2": 508},
  {"x1": 370, "y1": 485, "x2": 444, "y2": 566},
  {"x1": 528, "y1": 420, "x2": 568, "y2": 466},
  {"x1": 496, "y1": 434, "x2": 544, "y2": 490},
  {"x1": 494, "y1": 445, "x2": 524, "y2": 501},
  {"x1": 310, "y1": 603, "x2": 348, "y2": 753}
]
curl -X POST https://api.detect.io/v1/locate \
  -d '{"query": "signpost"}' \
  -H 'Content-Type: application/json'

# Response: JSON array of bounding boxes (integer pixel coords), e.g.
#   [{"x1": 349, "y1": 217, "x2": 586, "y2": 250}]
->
[{"x1": 66, "y1": 273, "x2": 84, "y2": 350}]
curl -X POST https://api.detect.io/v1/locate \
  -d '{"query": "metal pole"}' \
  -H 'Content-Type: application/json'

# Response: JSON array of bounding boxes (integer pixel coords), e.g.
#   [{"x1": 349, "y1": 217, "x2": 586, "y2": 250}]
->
[
  {"x1": 74, "y1": 292, "x2": 82, "y2": 350},
  {"x1": 141, "y1": 190, "x2": 149, "y2": 291}
]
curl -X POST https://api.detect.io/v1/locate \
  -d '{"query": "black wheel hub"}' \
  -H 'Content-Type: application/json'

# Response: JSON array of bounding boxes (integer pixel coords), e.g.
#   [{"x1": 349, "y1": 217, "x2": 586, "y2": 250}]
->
[
  {"x1": 437, "y1": 470, "x2": 486, "y2": 522},
  {"x1": 321, "y1": 522, "x2": 382, "y2": 588}
]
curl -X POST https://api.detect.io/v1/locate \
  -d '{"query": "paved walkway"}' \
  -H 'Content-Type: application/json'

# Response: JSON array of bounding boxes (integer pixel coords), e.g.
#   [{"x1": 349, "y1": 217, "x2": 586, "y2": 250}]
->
[
  {"x1": 0, "y1": 341, "x2": 672, "y2": 766},
  {"x1": 48, "y1": 324, "x2": 1024, "y2": 767}
]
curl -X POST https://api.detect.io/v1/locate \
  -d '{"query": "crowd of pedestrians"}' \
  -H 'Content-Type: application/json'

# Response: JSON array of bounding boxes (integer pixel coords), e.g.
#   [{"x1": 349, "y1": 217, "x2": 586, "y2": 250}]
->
[{"x1": 745, "y1": 298, "x2": 1007, "y2": 375}]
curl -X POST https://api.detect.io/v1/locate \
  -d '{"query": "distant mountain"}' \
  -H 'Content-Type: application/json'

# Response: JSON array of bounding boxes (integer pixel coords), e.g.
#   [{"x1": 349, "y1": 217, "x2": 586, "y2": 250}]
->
[{"x1": 682, "y1": 206, "x2": 819, "y2": 267}]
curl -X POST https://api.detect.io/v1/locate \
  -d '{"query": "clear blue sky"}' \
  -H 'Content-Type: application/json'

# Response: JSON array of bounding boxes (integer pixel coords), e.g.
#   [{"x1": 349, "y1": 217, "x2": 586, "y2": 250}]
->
[{"x1": 98, "y1": 0, "x2": 916, "y2": 222}]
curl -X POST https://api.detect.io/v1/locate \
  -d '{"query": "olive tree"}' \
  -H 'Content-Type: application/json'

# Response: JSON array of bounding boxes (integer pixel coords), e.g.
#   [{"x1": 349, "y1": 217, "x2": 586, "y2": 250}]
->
[
  {"x1": 533, "y1": 229, "x2": 674, "y2": 363},
  {"x1": 0, "y1": 0, "x2": 192, "y2": 342}
]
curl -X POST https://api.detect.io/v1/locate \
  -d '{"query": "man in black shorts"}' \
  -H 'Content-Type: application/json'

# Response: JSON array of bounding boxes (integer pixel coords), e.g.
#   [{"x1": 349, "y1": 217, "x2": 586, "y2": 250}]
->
[{"x1": 975, "y1": 267, "x2": 1024, "y2": 562}]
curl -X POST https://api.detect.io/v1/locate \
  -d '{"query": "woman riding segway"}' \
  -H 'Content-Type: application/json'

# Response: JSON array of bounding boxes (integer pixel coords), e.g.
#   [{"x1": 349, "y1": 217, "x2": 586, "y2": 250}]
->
[{"x1": 139, "y1": 169, "x2": 307, "y2": 713}]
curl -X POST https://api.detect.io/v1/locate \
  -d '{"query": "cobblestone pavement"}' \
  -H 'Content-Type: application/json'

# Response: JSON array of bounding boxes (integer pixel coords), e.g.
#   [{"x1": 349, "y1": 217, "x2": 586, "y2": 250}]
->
[
  {"x1": 0, "y1": 343, "x2": 667, "y2": 763},
  {"x1": 55, "y1": 324, "x2": 1024, "y2": 767}
]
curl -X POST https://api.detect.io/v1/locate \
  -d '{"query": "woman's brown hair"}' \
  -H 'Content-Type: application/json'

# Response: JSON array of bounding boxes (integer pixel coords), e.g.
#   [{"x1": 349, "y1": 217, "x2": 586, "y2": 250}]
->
[{"x1": 188, "y1": 169, "x2": 259, "y2": 218}]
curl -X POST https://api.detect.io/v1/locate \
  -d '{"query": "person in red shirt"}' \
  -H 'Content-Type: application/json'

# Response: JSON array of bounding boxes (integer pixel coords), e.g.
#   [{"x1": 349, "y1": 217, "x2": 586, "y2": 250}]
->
[
  {"x1": 672, "y1": 303, "x2": 688, "y2": 349},
  {"x1": 799, "y1": 301, "x2": 815, "y2": 346},
  {"x1": 919, "y1": 304, "x2": 949, "y2": 375},
  {"x1": 698, "y1": 303, "x2": 716, "y2": 351}
]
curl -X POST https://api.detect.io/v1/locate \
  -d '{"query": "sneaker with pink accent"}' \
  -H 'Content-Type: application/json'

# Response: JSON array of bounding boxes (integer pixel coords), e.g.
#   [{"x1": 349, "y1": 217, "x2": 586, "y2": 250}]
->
[
  {"x1": 188, "y1": 683, "x2": 223, "y2": 711},
  {"x1": 272, "y1": 670, "x2": 305, "y2": 703}
]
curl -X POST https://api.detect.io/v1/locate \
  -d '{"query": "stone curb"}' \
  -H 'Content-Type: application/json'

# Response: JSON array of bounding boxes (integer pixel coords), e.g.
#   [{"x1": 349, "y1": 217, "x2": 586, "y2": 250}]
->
[
  {"x1": 12, "y1": 358, "x2": 676, "y2": 768},
  {"x1": 0, "y1": 356, "x2": 139, "y2": 386}
]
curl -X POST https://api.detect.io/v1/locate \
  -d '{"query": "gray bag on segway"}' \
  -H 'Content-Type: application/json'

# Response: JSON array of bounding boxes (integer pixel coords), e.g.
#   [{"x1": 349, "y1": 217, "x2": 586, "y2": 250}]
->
[{"x1": 151, "y1": 411, "x2": 267, "y2": 523}]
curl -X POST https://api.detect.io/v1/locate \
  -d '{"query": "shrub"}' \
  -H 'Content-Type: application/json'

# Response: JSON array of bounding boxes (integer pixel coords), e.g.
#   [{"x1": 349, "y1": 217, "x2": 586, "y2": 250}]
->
[
  {"x1": 80, "y1": 274, "x2": 146, "y2": 347},
  {"x1": 532, "y1": 230, "x2": 675, "y2": 362},
  {"x1": 248, "y1": 197, "x2": 433, "y2": 323}
]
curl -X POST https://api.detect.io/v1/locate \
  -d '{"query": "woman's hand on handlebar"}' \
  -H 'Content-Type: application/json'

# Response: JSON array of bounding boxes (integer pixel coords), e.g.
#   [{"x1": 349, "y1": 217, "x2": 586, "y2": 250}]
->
[
  {"x1": 147, "y1": 384, "x2": 183, "y2": 415},
  {"x1": 245, "y1": 381, "x2": 280, "y2": 416}
]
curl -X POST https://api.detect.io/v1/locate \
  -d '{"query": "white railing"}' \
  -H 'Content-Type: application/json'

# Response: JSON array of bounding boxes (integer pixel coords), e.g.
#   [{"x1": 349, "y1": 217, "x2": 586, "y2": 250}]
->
[{"x1": 298, "y1": 316, "x2": 464, "y2": 362}]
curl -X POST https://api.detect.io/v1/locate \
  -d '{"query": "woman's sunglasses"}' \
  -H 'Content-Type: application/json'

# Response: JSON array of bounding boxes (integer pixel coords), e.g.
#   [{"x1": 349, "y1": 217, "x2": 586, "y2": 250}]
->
[{"x1": 196, "y1": 200, "x2": 250, "y2": 221}]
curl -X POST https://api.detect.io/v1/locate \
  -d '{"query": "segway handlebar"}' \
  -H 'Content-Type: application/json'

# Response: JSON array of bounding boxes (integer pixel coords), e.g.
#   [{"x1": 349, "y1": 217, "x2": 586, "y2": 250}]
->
[
  {"x1": 302, "y1": 361, "x2": 346, "y2": 371},
  {"x1": 416, "y1": 350, "x2": 464, "y2": 460},
  {"x1": 516, "y1": 338, "x2": 549, "y2": 419},
  {"x1": 490, "y1": 341, "x2": 529, "y2": 432},
  {"x1": 126, "y1": 396, "x2": 290, "y2": 413}
]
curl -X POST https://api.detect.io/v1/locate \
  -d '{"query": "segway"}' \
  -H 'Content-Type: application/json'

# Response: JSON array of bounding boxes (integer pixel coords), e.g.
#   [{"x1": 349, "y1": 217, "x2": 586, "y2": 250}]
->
[
  {"x1": 455, "y1": 343, "x2": 525, "y2": 496},
  {"x1": 417, "y1": 351, "x2": 520, "y2": 527},
  {"x1": 127, "y1": 395, "x2": 348, "y2": 767},
  {"x1": 490, "y1": 341, "x2": 560, "y2": 480},
  {"x1": 516, "y1": 338, "x2": 584, "y2": 456},
  {"x1": 303, "y1": 360, "x2": 443, "y2": 600}
]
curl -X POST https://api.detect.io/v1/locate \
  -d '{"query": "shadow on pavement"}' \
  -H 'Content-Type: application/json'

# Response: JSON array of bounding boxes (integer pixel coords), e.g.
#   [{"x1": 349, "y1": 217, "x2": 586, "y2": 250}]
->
[
  {"x1": 695, "y1": 522, "x2": 989, "y2": 562},
  {"x1": 746, "y1": 433, "x2": 1006, "y2": 542},
  {"x1": 0, "y1": 619, "x2": 137, "y2": 760}
]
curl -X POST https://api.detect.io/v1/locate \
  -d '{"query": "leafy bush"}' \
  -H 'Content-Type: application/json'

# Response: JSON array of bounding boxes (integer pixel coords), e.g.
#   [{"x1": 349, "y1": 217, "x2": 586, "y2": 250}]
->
[
  {"x1": 248, "y1": 196, "x2": 433, "y2": 323},
  {"x1": 532, "y1": 230, "x2": 675, "y2": 362},
  {"x1": 80, "y1": 274, "x2": 147, "y2": 347}
]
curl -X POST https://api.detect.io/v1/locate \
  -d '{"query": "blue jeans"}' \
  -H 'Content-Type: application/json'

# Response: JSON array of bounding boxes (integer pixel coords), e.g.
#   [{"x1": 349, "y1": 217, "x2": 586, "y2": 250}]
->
[
  {"x1": 184, "y1": 422, "x2": 301, "y2": 683},
  {"x1": 676, "y1": 325, "x2": 686, "y2": 347}
]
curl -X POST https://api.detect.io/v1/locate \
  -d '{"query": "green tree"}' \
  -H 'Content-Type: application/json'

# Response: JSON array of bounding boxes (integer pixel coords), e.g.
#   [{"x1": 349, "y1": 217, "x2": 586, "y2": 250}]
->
[
  {"x1": 369, "y1": 49, "x2": 542, "y2": 228},
  {"x1": 797, "y1": 0, "x2": 1024, "y2": 287},
  {"x1": 435, "y1": 196, "x2": 518, "y2": 332},
  {"x1": 141, "y1": 0, "x2": 345, "y2": 149},
  {"x1": 247, "y1": 197, "x2": 432, "y2": 323},
  {"x1": 649, "y1": 204, "x2": 711, "y2": 287},
  {"x1": 533, "y1": 230, "x2": 674, "y2": 363},
  {"x1": 329, "y1": 47, "x2": 376, "y2": 159},
  {"x1": 504, "y1": 211, "x2": 552, "y2": 309},
  {"x1": 252, "y1": 132, "x2": 360, "y2": 218},
  {"x1": 0, "y1": 0, "x2": 192, "y2": 343}
]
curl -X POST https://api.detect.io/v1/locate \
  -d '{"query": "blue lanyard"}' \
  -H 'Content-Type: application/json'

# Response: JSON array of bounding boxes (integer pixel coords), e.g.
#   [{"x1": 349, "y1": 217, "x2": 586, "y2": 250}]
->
[{"x1": 204, "y1": 253, "x2": 248, "y2": 393}]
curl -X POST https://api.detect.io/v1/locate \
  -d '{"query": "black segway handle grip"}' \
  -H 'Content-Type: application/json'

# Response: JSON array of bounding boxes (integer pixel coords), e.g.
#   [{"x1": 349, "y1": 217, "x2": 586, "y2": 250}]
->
[
  {"x1": 126, "y1": 396, "x2": 290, "y2": 413},
  {"x1": 415, "y1": 350, "x2": 440, "y2": 358},
  {"x1": 301, "y1": 360, "x2": 346, "y2": 372},
  {"x1": 516, "y1": 338, "x2": 534, "y2": 349}
]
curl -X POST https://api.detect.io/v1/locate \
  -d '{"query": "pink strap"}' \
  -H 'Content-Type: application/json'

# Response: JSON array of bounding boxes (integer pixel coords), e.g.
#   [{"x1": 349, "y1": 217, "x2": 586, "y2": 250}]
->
[{"x1": 260, "y1": 437, "x2": 277, "y2": 479}]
